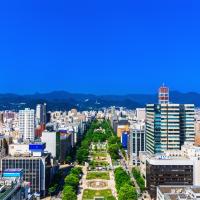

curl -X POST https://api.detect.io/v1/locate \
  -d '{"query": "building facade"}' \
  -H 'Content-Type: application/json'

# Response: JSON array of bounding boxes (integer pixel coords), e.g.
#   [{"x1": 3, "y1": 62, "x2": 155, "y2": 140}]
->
[
  {"x1": 41, "y1": 130, "x2": 73, "y2": 163},
  {"x1": 140, "y1": 143, "x2": 200, "y2": 199},
  {"x1": 157, "y1": 185, "x2": 200, "y2": 200},
  {"x1": 146, "y1": 104, "x2": 195, "y2": 154},
  {"x1": 19, "y1": 108, "x2": 35, "y2": 142},
  {"x1": 1, "y1": 154, "x2": 51, "y2": 197},
  {"x1": 158, "y1": 85, "x2": 169, "y2": 104},
  {"x1": 146, "y1": 158, "x2": 193, "y2": 198},
  {"x1": 128, "y1": 126, "x2": 145, "y2": 165},
  {"x1": 117, "y1": 120, "x2": 130, "y2": 138},
  {"x1": 36, "y1": 103, "x2": 47, "y2": 126}
]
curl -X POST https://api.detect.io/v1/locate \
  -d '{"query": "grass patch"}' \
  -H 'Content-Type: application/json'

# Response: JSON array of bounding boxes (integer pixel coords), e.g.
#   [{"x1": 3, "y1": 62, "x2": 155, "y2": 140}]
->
[
  {"x1": 83, "y1": 189, "x2": 115, "y2": 200},
  {"x1": 89, "y1": 160, "x2": 109, "y2": 167},
  {"x1": 92, "y1": 152, "x2": 107, "y2": 158},
  {"x1": 87, "y1": 172, "x2": 110, "y2": 180}
]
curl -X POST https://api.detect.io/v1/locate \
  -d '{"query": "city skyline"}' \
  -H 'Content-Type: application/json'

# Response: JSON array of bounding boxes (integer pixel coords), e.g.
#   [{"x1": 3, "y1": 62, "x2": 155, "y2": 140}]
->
[{"x1": 1, "y1": 1, "x2": 200, "y2": 200}]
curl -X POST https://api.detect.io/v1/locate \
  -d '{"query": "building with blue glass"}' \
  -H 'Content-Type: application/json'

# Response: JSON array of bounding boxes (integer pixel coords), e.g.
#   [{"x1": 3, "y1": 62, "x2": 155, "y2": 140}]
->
[{"x1": 146, "y1": 104, "x2": 195, "y2": 154}]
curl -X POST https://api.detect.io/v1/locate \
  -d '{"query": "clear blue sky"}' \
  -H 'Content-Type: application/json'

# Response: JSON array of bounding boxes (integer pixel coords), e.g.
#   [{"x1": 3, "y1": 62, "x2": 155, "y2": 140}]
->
[{"x1": 0, "y1": 0, "x2": 200, "y2": 95}]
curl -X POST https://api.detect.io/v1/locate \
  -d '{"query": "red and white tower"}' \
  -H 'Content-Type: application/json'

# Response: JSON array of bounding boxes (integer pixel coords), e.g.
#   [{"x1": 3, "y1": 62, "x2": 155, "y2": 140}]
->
[{"x1": 158, "y1": 84, "x2": 169, "y2": 104}]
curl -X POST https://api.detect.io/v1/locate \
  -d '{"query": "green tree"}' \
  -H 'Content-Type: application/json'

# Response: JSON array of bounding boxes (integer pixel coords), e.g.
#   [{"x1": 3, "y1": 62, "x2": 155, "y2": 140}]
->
[
  {"x1": 76, "y1": 148, "x2": 89, "y2": 164},
  {"x1": 108, "y1": 144, "x2": 120, "y2": 160},
  {"x1": 114, "y1": 167, "x2": 132, "y2": 191},
  {"x1": 66, "y1": 155, "x2": 72, "y2": 163},
  {"x1": 107, "y1": 196, "x2": 116, "y2": 200},
  {"x1": 132, "y1": 168, "x2": 146, "y2": 192},
  {"x1": 118, "y1": 184, "x2": 137, "y2": 200},
  {"x1": 48, "y1": 184, "x2": 58, "y2": 196},
  {"x1": 64, "y1": 174, "x2": 79, "y2": 190},
  {"x1": 71, "y1": 167, "x2": 83, "y2": 177},
  {"x1": 62, "y1": 186, "x2": 77, "y2": 200}
]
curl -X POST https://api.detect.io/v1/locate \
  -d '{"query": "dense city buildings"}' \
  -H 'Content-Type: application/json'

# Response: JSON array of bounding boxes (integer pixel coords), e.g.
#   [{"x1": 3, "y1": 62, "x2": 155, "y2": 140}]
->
[{"x1": 0, "y1": 85, "x2": 198, "y2": 200}]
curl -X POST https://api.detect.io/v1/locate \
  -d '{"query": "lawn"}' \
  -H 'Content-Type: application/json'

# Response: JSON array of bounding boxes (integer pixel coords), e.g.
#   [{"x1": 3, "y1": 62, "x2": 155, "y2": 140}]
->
[
  {"x1": 83, "y1": 189, "x2": 115, "y2": 200},
  {"x1": 89, "y1": 160, "x2": 109, "y2": 167},
  {"x1": 92, "y1": 152, "x2": 107, "y2": 158},
  {"x1": 86, "y1": 172, "x2": 110, "y2": 180}
]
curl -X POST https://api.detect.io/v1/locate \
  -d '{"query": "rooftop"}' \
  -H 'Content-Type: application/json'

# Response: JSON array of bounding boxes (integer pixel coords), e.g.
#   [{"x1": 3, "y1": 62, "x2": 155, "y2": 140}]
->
[{"x1": 158, "y1": 186, "x2": 200, "y2": 200}]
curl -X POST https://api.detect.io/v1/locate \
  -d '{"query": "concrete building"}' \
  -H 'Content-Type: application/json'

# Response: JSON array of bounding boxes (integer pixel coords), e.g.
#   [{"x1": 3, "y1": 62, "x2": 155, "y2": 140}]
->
[
  {"x1": 146, "y1": 104, "x2": 195, "y2": 154},
  {"x1": 128, "y1": 124, "x2": 145, "y2": 165},
  {"x1": 0, "y1": 112, "x2": 4, "y2": 124},
  {"x1": 41, "y1": 130, "x2": 73, "y2": 163},
  {"x1": 2, "y1": 143, "x2": 52, "y2": 197},
  {"x1": 136, "y1": 108, "x2": 146, "y2": 121},
  {"x1": 157, "y1": 185, "x2": 200, "y2": 200},
  {"x1": 158, "y1": 85, "x2": 169, "y2": 104},
  {"x1": 41, "y1": 131, "x2": 59, "y2": 159},
  {"x1": 19, "y1": 108, "x2": 35, "y2": 142},
  {"x1": 117, "y1": 120, "x2": 130, "y2": 138},
  {"x1": 36, "y1": 103, "x2": 47, "y2": 126},
  {"x1": 140, "y1": 143, "x2": 200, "y2": 199},
  {"x1": 195, "y1": 120, "x2": 200, "y2": 146}
]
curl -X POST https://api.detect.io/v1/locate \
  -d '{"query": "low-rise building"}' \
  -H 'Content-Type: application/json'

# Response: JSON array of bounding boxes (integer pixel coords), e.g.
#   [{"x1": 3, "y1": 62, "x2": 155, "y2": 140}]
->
[
  {"x1": 157, "y1": 185, "x2": 200, "y2": 200},
  {"x1": 1, "y1": 143, "x2": 53, "y2": 197},
  {"x1": 140, "y1": 143, "x2": 200, "y2": 198}
]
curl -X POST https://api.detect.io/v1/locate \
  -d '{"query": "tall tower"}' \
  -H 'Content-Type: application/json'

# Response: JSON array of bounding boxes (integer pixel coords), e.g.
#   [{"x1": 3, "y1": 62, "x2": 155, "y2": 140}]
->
[
  {"x1": 19, "y1": 108, "x2": 35, "y2": 141},
  {"x1": 158, "y1": 84, "x2": 169, "y2": 104},
  {"x1": 36, "y1": 103, "x2": 47, "y2": 126}
]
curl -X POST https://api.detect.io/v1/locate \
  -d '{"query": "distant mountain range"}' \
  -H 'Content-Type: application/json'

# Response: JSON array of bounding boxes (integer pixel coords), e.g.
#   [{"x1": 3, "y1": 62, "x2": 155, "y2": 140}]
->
[{"x1": 0, "y1": 91, "x2": 199, "y2": 111}]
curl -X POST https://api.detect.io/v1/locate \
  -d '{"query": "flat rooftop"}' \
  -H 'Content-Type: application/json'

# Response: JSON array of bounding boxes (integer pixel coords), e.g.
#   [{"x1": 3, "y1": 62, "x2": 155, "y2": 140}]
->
[{"x1": 158, "y1": 185, "x2": 200, "y2": 200}]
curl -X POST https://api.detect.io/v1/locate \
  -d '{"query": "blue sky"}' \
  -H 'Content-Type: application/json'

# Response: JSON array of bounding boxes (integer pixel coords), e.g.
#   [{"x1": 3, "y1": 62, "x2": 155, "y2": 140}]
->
[{"x1": 0, "y1": 0, "x2": 200, "y2": 94}]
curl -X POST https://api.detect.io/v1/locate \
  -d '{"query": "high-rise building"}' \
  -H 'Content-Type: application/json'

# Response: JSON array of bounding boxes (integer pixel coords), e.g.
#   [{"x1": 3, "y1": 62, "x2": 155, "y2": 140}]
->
[
  {"x1": 19, "y1": 108, "x2": 35, "y2": 141},
  {"x1": 0, "y1": 112, "x2": 4, "y2": 124},
  {"x1": 128, "y1": 125, "x2": 146, "y2": 165},
  {"x1": 158, "y1": 85, "x2": 169, "y2": 104},
  {"x1": 146, "y1": 104, "x2": 195, "y2": 154},
  {"x1": 36, "y1": 103, "x2": 47, "y2": 126}
]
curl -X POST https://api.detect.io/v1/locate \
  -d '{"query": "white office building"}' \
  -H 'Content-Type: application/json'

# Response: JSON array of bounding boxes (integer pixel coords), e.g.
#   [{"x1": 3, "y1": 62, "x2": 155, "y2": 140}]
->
[{"x1": 19, "y1": 108, "x2": 35, "y2": 141}]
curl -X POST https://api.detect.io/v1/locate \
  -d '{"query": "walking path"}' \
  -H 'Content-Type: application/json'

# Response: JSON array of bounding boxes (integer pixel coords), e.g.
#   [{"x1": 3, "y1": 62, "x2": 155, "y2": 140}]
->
[
  {"x1": 78, "y1": 143, "x2": 118, "y2": 200},
  {"x1": 77, "y1": 165, "x2": 87, "y2": 200}
]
